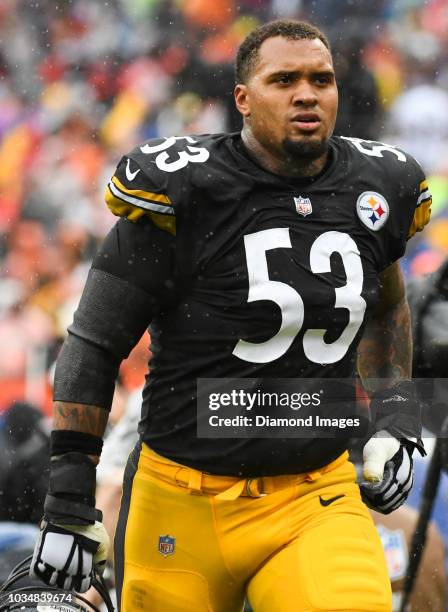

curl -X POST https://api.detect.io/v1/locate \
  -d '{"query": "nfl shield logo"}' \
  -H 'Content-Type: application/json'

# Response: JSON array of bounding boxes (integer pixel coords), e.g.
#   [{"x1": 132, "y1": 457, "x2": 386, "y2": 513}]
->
[
  {"x1": 294, "y1": 196, "x2": 312, "y2": 217},
  {"x1": 158, "y1": 534, "x2": 176, "y2": 557}
]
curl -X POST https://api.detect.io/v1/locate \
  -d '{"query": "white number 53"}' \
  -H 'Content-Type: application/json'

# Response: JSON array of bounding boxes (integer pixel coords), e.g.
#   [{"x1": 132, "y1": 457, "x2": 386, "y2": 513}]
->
[
  {"x1": 140, "y1": 136, "x2": 209, "y2": 172},
  {"x1": 233, "y1": 228, "x2": 366, "y2": 365}
]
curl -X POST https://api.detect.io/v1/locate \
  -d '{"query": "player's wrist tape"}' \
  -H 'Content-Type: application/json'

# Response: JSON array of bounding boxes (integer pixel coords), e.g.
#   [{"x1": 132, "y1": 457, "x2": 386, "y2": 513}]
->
[
  {"x1": 50, "y1": 430, "x2": 103, "y2": 457},
  {"x1": 44, "y1": 452, "x2": 102, "y2": 525},
  {"x1": 370, "y1": 380, "x2": 425, "y2": 456},
  {"x1": 44, "y1": 495, "x2": 102, "y2": 524}
]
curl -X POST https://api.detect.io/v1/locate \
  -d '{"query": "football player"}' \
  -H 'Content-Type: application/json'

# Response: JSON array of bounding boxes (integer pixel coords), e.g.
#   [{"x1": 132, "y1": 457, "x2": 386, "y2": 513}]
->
[{"x1": 31, "y1": 19, "x2": 431, "y2": 611}]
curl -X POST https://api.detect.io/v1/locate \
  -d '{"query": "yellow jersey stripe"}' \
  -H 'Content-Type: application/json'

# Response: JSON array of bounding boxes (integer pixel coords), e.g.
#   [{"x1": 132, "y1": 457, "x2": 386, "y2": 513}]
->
[
  {"x1": 105, "y1": 188, "x2": 176, "y2": 235},
  {"x1": 419, "y1": 179, "x2": 428, "y2": 192},
  {"x1": 108, "y1": 181, "x2": 175, "y2": 215},
  {"x1": 408, "y1": 197, "x2": 432, "y2": 238},
  {"x1": 417, "y1": 189, "x2": 431, "y2": 207},
  {"x1": 146, "y1": 212, "x2": 176, "y2": 236},
  {"x1": 111, "y1": 175, "x2": 172, "y2": 205}
]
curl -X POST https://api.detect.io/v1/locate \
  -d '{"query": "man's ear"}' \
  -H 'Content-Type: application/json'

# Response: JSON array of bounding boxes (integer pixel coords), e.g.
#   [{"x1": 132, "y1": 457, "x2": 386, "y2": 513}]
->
[{"x1": 234, "y1": 84, "x2": 251, "y2": 117}]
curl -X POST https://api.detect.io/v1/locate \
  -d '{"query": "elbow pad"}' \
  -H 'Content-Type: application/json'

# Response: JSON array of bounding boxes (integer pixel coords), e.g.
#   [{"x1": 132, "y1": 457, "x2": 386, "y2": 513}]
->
[
  {"x1": 54, "y1": 268, "x2": 154, "y2": 409},
  {"x1": 70, "y1": 268, "x2": 154, "y2": 360},
  {"x1": 53, "y1": 333, "x2": 120, "y2": 409}
]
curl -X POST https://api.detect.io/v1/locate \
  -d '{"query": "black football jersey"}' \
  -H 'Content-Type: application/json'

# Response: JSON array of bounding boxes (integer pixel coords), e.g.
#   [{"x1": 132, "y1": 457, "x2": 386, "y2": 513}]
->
[{"x1": 102, "y1": 133, "x2": 431, "y2": 476}]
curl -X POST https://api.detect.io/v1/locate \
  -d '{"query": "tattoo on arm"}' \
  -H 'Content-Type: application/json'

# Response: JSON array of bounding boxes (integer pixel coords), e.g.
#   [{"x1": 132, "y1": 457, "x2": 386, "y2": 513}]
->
[
  {"x1": 357, "y1": 262, "x2": 412, "y2": 394},
  {"x1": 53, "y1": 402, "x2": 109, "y2": 436},
  {"x1": 53, "y1": 402, "x2": 109, "y2": 463}
]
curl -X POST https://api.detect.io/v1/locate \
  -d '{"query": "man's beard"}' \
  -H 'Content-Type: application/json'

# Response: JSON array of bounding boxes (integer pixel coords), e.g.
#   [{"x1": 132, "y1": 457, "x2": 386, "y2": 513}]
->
[{"x1": 282, "y1": 135, "x2": 328, "y2": 161}]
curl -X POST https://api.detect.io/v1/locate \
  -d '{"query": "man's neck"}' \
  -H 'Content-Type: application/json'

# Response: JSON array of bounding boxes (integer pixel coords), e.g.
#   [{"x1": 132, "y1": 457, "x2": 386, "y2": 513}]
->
[{"x1": 241, "y1": 127, "x2": 329, "y2": 178}]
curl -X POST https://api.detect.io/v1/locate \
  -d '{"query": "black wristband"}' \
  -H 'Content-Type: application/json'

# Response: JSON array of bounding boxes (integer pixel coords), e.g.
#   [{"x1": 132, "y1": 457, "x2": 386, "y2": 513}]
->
[
  {"x1": 51, "y1": 430, "x2": 103, "y2": 457},
  {"x1": 45, "y1": 452, "x2": 101, "y2": 525},
  {"x1": 371, "y1": 380, "x2": 426, "y2": 456},
  {"x1": 49, "y1": 452, "x2": 97, "y2": 498},
  {"x1": 44, "y1": 494, "x2": 102, "y2": 525}
]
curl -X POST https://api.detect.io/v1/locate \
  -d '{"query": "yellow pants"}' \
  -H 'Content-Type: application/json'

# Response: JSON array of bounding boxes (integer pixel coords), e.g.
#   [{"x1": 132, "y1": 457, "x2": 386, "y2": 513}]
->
[{"x1": 115, "y1": 442, "x2": 392, "y2": 612}]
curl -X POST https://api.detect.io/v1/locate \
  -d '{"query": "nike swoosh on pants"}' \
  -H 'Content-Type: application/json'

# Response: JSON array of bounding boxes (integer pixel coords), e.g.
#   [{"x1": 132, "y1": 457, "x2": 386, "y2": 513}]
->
[{"x1": 319, "y1": 494, "x2": 345, "y2": 507}]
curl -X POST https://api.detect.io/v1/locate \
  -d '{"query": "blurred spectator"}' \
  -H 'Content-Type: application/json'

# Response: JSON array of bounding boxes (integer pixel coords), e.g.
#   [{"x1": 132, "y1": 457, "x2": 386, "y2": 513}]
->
[
  {"x1": 386, "y1": 82, "x2": 448, "y2": 174},
  {"x1": 372, "y1": 505, "x2": 446, "y2": 611},
  {"x1": 333, "y1": 34, "x2": 381, "y2": 139},
  {"x1": 0, "y1": 402, "x2": 50, "y2": 524}
]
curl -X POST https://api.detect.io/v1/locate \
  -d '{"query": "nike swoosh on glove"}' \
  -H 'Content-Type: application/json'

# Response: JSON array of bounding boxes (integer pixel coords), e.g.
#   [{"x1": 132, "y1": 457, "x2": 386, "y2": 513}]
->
[
  {"x1": 360, "y1": 430, "x2": 414, "y2": 514},
  {"x1": 31, "y1": 520, "x2": 109, "y2": 592}
]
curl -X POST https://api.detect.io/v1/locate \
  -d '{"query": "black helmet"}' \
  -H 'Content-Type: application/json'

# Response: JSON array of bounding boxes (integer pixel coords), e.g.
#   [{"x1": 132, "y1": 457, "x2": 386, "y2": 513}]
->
[{"x1": 0, "y1": 556, "x2": 114, "y2": 612}]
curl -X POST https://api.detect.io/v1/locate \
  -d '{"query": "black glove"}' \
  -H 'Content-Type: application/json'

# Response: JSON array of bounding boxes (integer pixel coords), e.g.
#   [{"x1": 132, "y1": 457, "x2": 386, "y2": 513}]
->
[
  {"x1": 30, "y1": 452, "x2": 109, "y2": 592},
  {"x1": 31, "y1": 518, "x2": 109, "y2": 591},
  {"x1": 369, "y1": 380, "x2": 425, "y2": 456},
  {"x1": 360, "y1": 381, "x2": 426, "y2": 514}
]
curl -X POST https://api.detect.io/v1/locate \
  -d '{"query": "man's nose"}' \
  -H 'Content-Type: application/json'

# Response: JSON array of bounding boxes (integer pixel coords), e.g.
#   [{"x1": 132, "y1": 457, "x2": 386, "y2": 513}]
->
[{"x1": 292, "y1": 80, "x2": 318, "y2": 105}]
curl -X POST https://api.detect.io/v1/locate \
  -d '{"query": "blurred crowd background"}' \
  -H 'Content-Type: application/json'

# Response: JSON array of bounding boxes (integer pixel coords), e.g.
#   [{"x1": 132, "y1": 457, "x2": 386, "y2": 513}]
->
[
  {"x1": 1, "y1": 2, "x2": 448, "y2": 606},
  {"x1": 0, "y1": 0, "x2": 448, "y2": 417}
]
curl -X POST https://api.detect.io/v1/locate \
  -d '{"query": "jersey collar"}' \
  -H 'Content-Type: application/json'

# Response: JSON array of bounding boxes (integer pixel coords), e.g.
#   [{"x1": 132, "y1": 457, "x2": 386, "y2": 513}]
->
[{"x1": 228, "y1": 132, "x2": 339, "y2": 190}]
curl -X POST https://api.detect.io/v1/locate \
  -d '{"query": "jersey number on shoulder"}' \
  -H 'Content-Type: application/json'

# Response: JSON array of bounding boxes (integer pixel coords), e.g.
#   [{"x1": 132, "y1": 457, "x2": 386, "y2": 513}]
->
[
  {"x1": 232, "y1": 229, "x2": 366, "y2": 365},
  {"x1": 140, "y1": 136, "x2": 210, "y2": 172},
  {"x1": 341, "y1": 136, "x2": 406, "y2": 162}
]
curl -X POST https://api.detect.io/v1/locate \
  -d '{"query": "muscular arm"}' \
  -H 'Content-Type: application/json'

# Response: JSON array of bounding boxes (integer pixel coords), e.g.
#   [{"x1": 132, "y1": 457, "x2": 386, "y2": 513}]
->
[
  {"x1": 357, "y1": 261, "x2": 412, "y2": 394},
  {"x1": 53, "y1": 403, "x2": 109, "y2": 465},
  {"x1": 51, "y1": 219, "x2": 177, "y2": 462}
]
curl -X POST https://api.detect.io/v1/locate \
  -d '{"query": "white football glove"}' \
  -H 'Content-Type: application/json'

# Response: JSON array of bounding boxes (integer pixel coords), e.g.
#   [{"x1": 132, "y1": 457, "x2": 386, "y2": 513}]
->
[
  {"x1": 360, "y1": 430, "x2": 414, "y2": 514},
  {"x1": 31, "y1": 520, "x2": 109, "y2": 592}
]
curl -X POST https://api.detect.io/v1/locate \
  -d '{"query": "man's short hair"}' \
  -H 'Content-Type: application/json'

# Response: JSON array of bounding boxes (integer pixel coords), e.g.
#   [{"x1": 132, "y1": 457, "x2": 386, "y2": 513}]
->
[{"x1": 235, "y1": 19, "x2": 331, "y2": 84}]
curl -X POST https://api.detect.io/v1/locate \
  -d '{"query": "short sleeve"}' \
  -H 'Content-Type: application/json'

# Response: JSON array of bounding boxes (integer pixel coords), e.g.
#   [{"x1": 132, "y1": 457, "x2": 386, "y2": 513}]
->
[
  {"x1": 92, "y1": 217, "x2": 178, "y2": 306},
  {"x1": 105, "y1": 153, "x2": 176, "y2": 236},
  {"x1": 407, "y1": 176, "x2": 432, "y2": 239}
]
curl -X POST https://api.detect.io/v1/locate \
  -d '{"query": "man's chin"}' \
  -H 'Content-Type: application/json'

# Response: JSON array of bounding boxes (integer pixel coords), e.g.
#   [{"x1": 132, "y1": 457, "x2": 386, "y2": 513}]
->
[{"x1": 282, "y1": 135, "x2": 328, "y2": 161}]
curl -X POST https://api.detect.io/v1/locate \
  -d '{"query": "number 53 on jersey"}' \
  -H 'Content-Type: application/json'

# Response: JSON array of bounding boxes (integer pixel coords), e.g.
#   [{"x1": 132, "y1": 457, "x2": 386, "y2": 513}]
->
[{"x1": 233, "y1": 228, "x2": 366, "y2": 366}]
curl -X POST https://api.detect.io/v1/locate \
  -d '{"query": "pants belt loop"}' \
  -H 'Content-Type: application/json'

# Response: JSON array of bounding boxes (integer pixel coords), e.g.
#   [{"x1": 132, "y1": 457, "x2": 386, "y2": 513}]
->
[
  {"x1": 245, "y1": 478, "x2": 267, "y2": 497},
  {"x1": 305, "y1": 470, "x2": 322, "y2": 482},
  {"x1": 187, "y1": 469, "x2": 203, "y2": 494},
  {"x1": 215, "y1": 479, "x2": 246, "y2": 501}
]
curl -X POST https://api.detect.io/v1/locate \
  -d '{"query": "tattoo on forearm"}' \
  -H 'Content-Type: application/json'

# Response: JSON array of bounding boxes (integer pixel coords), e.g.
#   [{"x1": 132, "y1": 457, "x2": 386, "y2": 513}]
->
[
  {"x1": 53, "y1": 402, "x2": 109, "y2": 437},
  {"x1": 357, "y1": 298, "x2": 412, "y2": 394}
]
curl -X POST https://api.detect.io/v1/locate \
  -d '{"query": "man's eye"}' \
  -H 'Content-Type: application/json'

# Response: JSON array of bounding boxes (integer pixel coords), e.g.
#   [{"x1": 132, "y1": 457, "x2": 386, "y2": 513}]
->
[
  {"x1": 315, "y1": 76, "x2": 331, "y2": 85},
  {"x1": 277, "y1": 75, "x2": 291, "y2": 84}
]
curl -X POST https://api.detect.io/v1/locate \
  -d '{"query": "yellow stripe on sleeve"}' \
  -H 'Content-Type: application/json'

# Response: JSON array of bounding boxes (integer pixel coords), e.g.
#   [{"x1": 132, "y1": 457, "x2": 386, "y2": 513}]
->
[
  {"x1": 408, "y1": 197, "x2": 432, "y2": 238},
  {"x1": 105, "y1": 187, "x2": 176, "y2": 235},
  {"x1": 419, "y1": 179, "x2": 428, "y2": 192},
  {"x1": 111, "y1": 175, "x2": 172, "y2": 205},
  {"x1": 146, "y1": 212, "x2": 176, "y2": 235}
]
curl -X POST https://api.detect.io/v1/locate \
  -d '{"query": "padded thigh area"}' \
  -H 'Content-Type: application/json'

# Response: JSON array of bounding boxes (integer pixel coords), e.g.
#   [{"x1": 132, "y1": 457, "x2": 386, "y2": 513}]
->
[{"x1": 248, "y1": 513, "x2": 392, "y2": 612}]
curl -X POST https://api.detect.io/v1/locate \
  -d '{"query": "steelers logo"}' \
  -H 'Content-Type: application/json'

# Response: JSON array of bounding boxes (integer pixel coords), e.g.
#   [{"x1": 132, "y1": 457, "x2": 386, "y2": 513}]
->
[{"x1": 356, "y1": 191, "x2": 389, "y2": 232}]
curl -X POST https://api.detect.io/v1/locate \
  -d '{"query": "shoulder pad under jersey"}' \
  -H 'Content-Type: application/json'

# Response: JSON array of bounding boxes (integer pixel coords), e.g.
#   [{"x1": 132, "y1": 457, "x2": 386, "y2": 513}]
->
[
  {"x1": 340, "y1": 136, "x2": 432, "y2": 239},
  {"x1": 105, "y1": 135, "x2": 213, "y2": 235}
]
